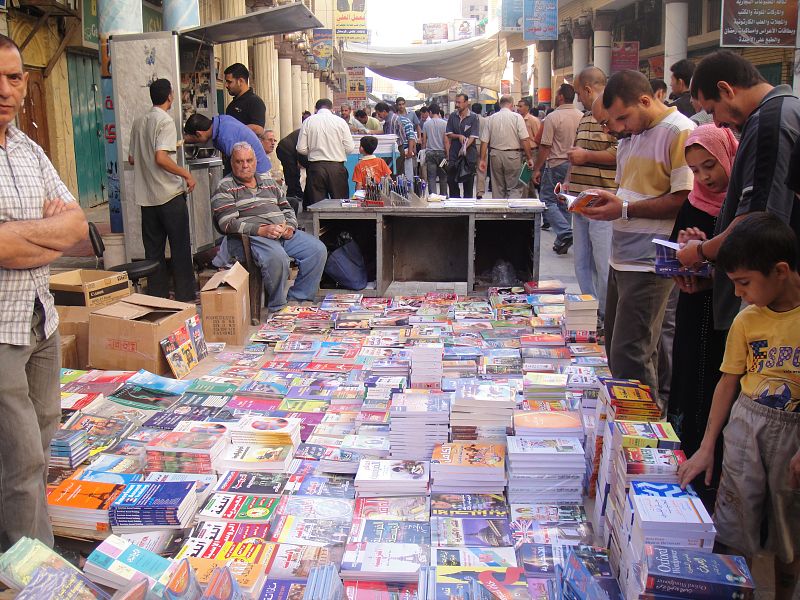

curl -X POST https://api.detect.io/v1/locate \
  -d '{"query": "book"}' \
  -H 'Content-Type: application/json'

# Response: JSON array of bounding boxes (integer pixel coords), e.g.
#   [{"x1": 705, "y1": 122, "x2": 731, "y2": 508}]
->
[
  {"x1": 434, "y1": 566, "x2": 529, "y2": 599},
  {"x1": 340, "y1": 542, "x2": 429, "y2": 582},
  {"x1": 84, "y1": 534, "x2": 176, "y2": 594},
  {"x1": 0, "y1": 537, "x2": 84, "y2": 590},
  {"x1": 15, "y1": 565, "x2": 111, "y2": 599},
  {"x1": 431, "y1": 517, "x2": 513, "y2": 547},
  {"x1": 199, "y1": 494, "x2": 280, "y2": 523}
]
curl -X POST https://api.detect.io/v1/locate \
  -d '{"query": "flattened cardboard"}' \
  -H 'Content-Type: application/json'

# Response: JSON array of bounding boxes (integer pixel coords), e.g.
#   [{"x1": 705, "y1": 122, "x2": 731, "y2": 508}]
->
[
  {"x1": 200, "y1": 262, "x2": 250, "y2": 346},
  {"x1": 49, "y1": 269, "x2": 131, "y2": 307},
  {"x1": 88, "y1": 294, "x2": 197, "y2": 374}
]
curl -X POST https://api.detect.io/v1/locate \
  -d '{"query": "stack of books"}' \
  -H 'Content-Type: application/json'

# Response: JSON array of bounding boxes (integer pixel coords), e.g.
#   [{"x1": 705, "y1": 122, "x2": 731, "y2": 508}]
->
[
  {"x1": 389, "y1": 391, "x2": 451, "y2": 460},
  {"x1": 109, "y1": 481, "x2": 198, "y2": 532},
  {"x1": 522, "y1": 372, "x2": 568, "y2": 406},
  {"x1": 506, "y1": 437, "x2": 585, "y2": 504},
  {"x1": 47, "y1": 478, "x2": 124, "y2": 532},
  {"x1": 83, "y1": 534, "x2": 177, "y2": 594},
  {"x1": 0, "y1": 537, "x2": 87, "y2": 591},
  {"x1": 228, "y1": 415, "x2": 302, "y2": 447},
  {"x1": 216, "y1": 442, "x2": 295, "y2": 473},
  {"x1": 450, "y1": 381, "x2": 516, "y2": 442},
  {"x1": 625, "y1": 546, "x2": 755, "y2": 600},
  {"x1": 49, "y1": 430, "x2": 90, "y2": 470},
  {"x1": 563, "y1": 294, "x2": 599, "y2": 342},
  {"x1": 409, "y1": 343, "x2": 444, "y2": 389},
  {"x1": 144, "y1": 431, "x2": 226, "y2": 474},
  {"x1": 354, "y1": 459, "x2": 430, "y2": 497},
  {"x1": 513, "y1": 410, "x2": 583, "y2": 440},
  {"x1": 430, "y1": 442, "x2": 506, "y2": 494}
]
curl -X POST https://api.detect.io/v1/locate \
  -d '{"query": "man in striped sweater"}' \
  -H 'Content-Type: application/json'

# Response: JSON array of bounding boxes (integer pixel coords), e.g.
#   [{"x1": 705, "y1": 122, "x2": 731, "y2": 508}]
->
[{"x1": 211, "y1": 142, "x2": 327, "y2": 313}]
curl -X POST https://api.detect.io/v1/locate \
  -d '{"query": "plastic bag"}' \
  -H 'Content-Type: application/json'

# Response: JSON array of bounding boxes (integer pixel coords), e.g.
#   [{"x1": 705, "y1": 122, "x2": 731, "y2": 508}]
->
[{"x1": 491, "y1": 259, "x2": 517, "y2": 286}]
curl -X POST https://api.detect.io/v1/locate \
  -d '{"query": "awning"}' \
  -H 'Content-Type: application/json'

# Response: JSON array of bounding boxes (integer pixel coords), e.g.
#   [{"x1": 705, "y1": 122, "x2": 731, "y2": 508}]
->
[
  {"x1": 180, "y1": 2, "x2": 322, "y2": 45},
  {"x1": 413, "y1": 78, "x2": 457, "y2": 95},
  {"x1": 341, "y1": 35, "x2": 508, "y2": 91}
]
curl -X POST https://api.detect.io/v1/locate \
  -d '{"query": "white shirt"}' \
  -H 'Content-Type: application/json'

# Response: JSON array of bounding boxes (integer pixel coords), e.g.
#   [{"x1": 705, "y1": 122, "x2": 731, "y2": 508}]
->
[
  {"x1": 479, "y1": 107, "x2": 529, "y2": 150},
  {"x1": 296, "y1": 108, "x2": 356, "y2": 162}
]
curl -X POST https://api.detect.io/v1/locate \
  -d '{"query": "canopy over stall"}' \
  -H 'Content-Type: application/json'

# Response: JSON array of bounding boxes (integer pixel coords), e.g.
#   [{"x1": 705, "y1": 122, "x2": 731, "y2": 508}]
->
[{"x1": 341, "y1": 35, "x2": 508, "y2": 91}]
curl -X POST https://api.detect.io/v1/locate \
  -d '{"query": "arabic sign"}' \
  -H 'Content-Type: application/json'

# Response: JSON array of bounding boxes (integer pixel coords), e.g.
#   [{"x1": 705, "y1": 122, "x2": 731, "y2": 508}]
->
[
  {"x1": 423, "y1": 23, "x2": 449, "y2": 41},
  {"x1": 502, "y1": 0, "x2": 524, "y2": 31},
  {"x1": 336, "y1": 1, "x2": 368, "y2": 42},
  {"x1": 346, "y1": 66, "x2": 366, "y2": 101},
  {"x1": 523, "y1": 0, "x2": 558, "y2": 40},
  {"x1": 312, "y1": 29, "x2": 333, "y2": 70},
  {"x1": 721, "y1": 0, "x2": 797, "y2": 46},
  {"x1": 611, "y1": 41, "x2": 640, "y2": 73}
]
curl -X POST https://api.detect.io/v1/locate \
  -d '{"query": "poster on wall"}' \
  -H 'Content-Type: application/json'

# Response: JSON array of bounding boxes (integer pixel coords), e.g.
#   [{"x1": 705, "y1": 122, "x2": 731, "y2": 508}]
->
[
  {"x1": 346, "y1": 67, "x2": 366, "y2": 101},
  {"x1": 610, "y1": 41, "x2": 640, "y2": 73},
  {"x1": 335, "y1": 0, "x2": 368, "y2": 42},
  {"x1": 523, "y1": 0, "x2": 558, "y2": 40},
  {"x1": 502, "y1": 0, "x2": 524, "y2": 31},
  {"x1": 453, "y1": 18, "x2": 477, "y2": 39},
  {"x1": 721, "y1": 0, "x2": 797, "y2": 46},
  {"x1": 312, "y1": 29, "x2": 333, "y2": 70},
  {"x1": 423, "y1": 23, "x2": 449, "y2": 41}
]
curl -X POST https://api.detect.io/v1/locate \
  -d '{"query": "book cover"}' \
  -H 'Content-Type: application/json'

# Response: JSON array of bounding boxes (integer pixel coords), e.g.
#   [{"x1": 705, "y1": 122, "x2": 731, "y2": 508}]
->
[
  {"x1": 430, "y1": 494, "x2": 509, "y2": 519},
  {"x1": 354, "y1": 497, "x2": 430, "y2": 522},
  {"x1": 349, "y1": 519, "x2": 431, "y2": 544},
  {"x1": 434, "y1": 566, "x2": 528, "y2": 600},
  {"x1": 15, "y1": 565, "x2": 111, "y2": 600},
  {"x1": 431, "y1": 547, "x2": 517, "y2": 568},
  {"x1": 258, "y1": 578, "x2": 307, "y2": 600},
  {"x1": 214, "y1": 472, "x2": 289, "y2": 496},
  {"x1": 431, "y1": 518, "x2": 512, "y2": 547},
  {"x1": 199, "y1": 494, "x2": 279, "y2": 523}
]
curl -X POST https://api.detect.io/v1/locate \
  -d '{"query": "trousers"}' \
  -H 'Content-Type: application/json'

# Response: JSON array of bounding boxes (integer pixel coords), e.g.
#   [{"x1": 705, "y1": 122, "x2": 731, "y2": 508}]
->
[
  {"x1": 489, "y1": 150, "x2": 525, "y2": 199},
  {"x1": 425, "y1": 150, "x2": 447, "y2": 196},
  {"x1": 540, "y1": 163, "x2": 572, "y2": 241},
  {"x1": 572, "y1": 213, "x2": 612, "y2": 320},
  {"x1": 304, "y1": 161, "x2": 349, "y2": 207},
  {"x1": 230, "y1": 230, "x2": 327, "y2": 312},
  {"x1": 141, "y1": 193, "x2": 197, "y2": 302},
  {"x1": 604, "y1": 267, "x2": 675, "y2": 406},
  {"x1": 0, "y1": 302, "x2": 61, "y2": 550}
]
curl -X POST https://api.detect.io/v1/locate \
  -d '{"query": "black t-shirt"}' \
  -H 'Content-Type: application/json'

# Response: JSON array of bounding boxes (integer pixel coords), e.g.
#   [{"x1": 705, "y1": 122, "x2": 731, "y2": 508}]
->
[{"x1": 225, "y1": 89, "x2": 266, "y2": 129}]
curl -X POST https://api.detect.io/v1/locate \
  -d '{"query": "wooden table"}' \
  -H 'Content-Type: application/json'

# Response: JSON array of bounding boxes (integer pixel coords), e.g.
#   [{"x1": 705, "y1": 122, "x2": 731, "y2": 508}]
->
[{"x1": 309, "y1": 199, "x2": 543, "y2": 295}]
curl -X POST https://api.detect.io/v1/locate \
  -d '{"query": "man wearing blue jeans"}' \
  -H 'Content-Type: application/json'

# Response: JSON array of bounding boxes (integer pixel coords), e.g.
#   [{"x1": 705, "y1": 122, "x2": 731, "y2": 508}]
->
[
  {"x1": 212, "y1": 142, "x2": 326, "y2": 312},
  {"x1": 533, "y1": 84, "x2": 583, "y2": 254}
]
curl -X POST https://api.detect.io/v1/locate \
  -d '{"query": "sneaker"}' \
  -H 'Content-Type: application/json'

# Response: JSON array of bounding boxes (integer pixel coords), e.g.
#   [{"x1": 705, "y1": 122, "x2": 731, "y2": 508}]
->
[
  {"x1": 541, "y1": 221, "x2": 551, "y2": 231},
  {"x1": 553, "y1": 235, "x2": 573, "y2": 255}
]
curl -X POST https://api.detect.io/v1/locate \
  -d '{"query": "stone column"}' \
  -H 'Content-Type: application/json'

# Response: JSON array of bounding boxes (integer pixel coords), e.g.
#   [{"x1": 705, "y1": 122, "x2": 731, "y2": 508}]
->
[
  {"x1": 291, "y1": 62, "x2": 303, "y2": 128},
  {"x1": 162, "y1": 0, "x2": 200, "y2": 30},
  {"x1": 526, "y1": 45, "x2": 537, "y2": 97},
  {"x1": 271, "y1": 39, "x2": 281, "y2": 137},
  {"x1": 300, "y1": 66, "x2": 310, "y2": 115},
  {"x1": 253, "y1": 37, "x2": 279, "y2": 139},
  {"x1": 278, "y1": 47, "x2": 294, "y2": 137},
  {"x1": 593, "y1": 10, "x2": 615, "y2": 77},
  {"x1": 220, "y1": 0, "x2": 248, "y2": 109},
  {"x1": 536, "y1": 40, "x2": 554, "y2": 106},
  {"x1": 307, "y1": 71, "x2": 317, "y2": 106},
  {"x1": 572, "y1": 18, "x2": 592, "y2": 79},
  {"x1": 98, "y1": 0, "x2": 143, "y2": 232},
  {"x1": 509, "y1": 49, "x2": 525, "y2": 97},
  {"x1": 664, "y1": 0, "x2": 688, "y2": 94}
]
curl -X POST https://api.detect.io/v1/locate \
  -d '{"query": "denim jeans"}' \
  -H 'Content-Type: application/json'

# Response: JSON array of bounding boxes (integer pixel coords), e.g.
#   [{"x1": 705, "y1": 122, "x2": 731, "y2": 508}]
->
[
  {"x1": 0, "y1": 303, "x2": 61, "y2": 550},
  {"x1": 229, "y1": 230, "x2": 327, "y2": 312},
  {"x1": 604, "y1": 267, "x2": 675, "y2": 405},
  {"x1": 425, "y1": 150, "x2": 447, "y2": 195},
  {"x1": 572, "y1": 212, "x2": 612, "y2": 319},
  {"x1": 540, "y1": 162, "x2": 572, "y2": 241}
]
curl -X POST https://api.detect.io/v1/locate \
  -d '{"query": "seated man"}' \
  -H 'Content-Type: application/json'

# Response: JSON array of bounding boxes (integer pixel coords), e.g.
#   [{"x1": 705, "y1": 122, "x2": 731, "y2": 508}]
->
[{"x1": 211, "y1": 142, "x2": 327, "y2": 313}]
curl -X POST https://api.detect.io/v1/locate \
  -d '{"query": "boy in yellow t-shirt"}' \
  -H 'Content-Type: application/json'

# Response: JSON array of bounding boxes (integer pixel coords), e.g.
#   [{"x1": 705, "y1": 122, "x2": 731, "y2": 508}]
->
[{"x1": 679, "y1": 212, "x2": 800, "y2": 600}]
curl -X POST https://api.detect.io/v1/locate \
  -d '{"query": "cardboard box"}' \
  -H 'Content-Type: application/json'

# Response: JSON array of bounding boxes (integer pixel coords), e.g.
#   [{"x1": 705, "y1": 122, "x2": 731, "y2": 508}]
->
[
  {"x1": 50, "y1": 269, "x2": 131, "y2": 307},
  {"x1": 200, "y1": 262, "x2": 250, "y2": 346},
  {"x1": 60, "y1": 334, "x2": 78, "y2": 369},
  {"x1": 56, "y1": 305, "x2": 94, "y2": 369},
  {"x1": 89, "y1": 294, "x2": 197, "y2": 374}
]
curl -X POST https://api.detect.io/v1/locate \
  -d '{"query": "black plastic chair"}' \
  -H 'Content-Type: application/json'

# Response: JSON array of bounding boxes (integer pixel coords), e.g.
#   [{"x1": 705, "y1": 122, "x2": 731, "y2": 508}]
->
[{"x1": 87, "y1": 222, "x2": 160, "y2": 294}]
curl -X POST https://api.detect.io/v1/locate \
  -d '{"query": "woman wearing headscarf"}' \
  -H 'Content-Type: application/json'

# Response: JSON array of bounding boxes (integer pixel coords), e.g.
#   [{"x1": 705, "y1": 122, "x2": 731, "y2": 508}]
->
[{"x1": 670, "y1": 124, "x2": 739, "y2": 509}]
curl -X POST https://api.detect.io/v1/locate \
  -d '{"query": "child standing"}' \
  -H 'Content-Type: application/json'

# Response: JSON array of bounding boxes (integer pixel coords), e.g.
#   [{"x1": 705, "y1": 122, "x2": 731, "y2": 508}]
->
[
  {"x1": 352, "y1": 135, "x2": 391, "y2": 191},
  {"x1": 679, "y1": 212, "x2": 800, "y2": 600}
]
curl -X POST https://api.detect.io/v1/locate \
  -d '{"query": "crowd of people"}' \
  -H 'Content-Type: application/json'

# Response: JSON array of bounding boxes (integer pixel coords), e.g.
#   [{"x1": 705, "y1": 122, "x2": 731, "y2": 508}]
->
[{"x1": 2, "y1": 26, "x2": 800, "y2": 595}]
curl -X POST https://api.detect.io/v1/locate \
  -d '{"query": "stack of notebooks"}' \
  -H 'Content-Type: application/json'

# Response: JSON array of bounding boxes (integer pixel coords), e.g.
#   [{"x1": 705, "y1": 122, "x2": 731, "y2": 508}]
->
[
  {"x1": 409, "y1": 343, "x2": 444, "y2": 389},
  {"x1": 354, "y1": 459, "x2": 430, "y2": 497},
  {"x1": 144, "y1": 431, "x2": 226, "y2": 474},
  {"x1": 109, "y1": 481, "x2": 198, "y2": 532},
  {"x1": 388, "y1": 391, "x2": 451, "y2": 460},
  {"x1": 449, "y1": 381, "x2": 516, "y2": 442},
  {"x1": 430, "y1": 442, "x2": 506, "y2": 494},
  {"x1": 506, "y1": 437, "x2": 585, "y2": 504},
  {"x1": 49, "y1": 430, "x2": 90, "y2": 470}
]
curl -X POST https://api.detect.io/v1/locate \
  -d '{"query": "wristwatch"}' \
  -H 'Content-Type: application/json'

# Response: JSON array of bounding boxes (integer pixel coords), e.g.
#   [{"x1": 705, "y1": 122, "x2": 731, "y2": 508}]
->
[{"x1": 621, "y1": 200, "x2": 630, "y2": 221}]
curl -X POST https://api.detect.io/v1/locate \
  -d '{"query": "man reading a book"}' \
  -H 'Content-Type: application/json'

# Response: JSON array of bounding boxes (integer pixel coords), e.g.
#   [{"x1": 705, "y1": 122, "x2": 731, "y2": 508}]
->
[{"x1": 0, "y1": 35, "x2": 88, "y2": 549}]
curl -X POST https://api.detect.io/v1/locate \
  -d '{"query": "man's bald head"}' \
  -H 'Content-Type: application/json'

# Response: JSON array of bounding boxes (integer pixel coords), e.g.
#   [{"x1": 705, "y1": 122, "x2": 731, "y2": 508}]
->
[{"x1": 576, "y1": 66, "x2": 607, "y2": 89}]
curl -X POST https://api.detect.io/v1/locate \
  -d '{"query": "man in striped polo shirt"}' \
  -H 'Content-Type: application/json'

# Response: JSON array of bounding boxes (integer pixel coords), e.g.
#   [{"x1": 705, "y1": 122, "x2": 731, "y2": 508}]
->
[
  {"x1": 564, "y1": 67, "x2": 617, "y2": 331},
  {"x1": 211, "y1": 142, "x2": 327, "y2": 313},
  {"x1": 582, "y1": 70, "x2": 695, "y2": 405}
]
